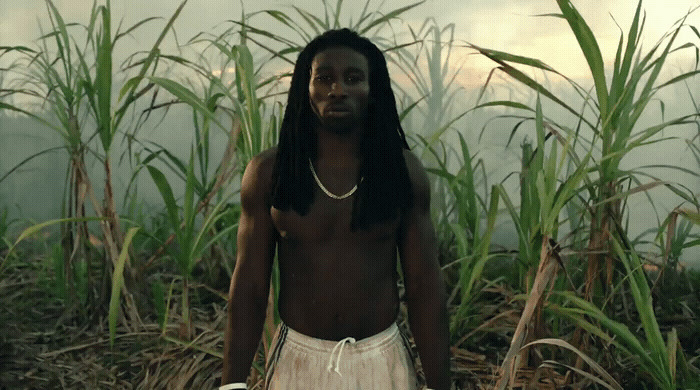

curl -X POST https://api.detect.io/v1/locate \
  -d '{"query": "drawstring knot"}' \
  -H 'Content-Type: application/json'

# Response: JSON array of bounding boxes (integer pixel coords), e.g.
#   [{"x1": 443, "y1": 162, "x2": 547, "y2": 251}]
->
[{"x1": 326, "y1": 337, "x2": 356, "y2": 376}]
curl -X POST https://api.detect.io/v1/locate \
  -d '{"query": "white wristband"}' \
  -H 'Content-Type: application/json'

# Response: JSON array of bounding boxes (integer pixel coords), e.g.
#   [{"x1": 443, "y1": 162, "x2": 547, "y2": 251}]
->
[{"x1": 219, "y1": 383, "x2": 247, "y2": 390}]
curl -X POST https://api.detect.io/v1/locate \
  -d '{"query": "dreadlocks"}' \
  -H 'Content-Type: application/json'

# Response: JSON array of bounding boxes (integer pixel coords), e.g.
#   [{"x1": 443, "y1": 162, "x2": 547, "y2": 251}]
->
[{"x1": 271, "y1": 28, "x2": 413, "y2": 230}]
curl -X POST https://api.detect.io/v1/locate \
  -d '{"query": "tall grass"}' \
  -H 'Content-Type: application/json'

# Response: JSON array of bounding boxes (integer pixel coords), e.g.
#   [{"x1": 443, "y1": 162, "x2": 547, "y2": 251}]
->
[
  {"x1": 0, "y1": 0, "x2": 188, "y2": 322},
  {"x1": 467, "y1": 0, "x2": 700, "y2": 386},
  {"x1": 146, "y1": 149, "x2": 236, "y2": 338},
  {"x1": 1, "y1": 0, "x2": 700, "y2": 387},
  {"x1": 550, "y1": 233, "x2": 688, "y2": 389},
  {"x1": 0, "y1": 206, "x2": 15, "y2": 254},
  {"x1": 471, "y1": 0, "x2": 700, "y2": 300},
  {"x1": 493, "y1": 96, "x2": 592, "y2": 388}
]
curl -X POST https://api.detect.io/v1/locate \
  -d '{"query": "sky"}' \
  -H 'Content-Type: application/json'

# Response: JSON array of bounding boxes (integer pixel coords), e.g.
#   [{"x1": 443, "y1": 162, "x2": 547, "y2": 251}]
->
[{"x1": 2, "y1": 0, "x2": 699, "y2": 85}]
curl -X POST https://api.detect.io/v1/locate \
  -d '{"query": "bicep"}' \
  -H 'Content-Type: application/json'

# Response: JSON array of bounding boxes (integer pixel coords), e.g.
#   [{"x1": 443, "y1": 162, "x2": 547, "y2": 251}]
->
[
  {"x1": 235, "y1": 208, "x2": 276, "y2": 272},
  {"x1": 231, "y1": 156, "x2": 277, "y2": 297},
  {"x1": 398, "y1": 152, "x2": 439, "y2": 288},
  {"x1": 399, "y1": 209, "x2": 439, "y2": 290}
]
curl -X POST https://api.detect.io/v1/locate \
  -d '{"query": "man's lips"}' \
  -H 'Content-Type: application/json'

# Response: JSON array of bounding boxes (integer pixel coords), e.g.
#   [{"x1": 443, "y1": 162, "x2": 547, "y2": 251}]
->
[{"x1": 325, "y1": 104, "x2": 351, "y2": 113}]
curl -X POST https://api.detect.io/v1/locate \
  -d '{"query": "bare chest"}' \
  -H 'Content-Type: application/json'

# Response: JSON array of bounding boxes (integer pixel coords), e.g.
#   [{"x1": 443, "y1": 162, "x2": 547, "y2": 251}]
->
[{"x1": 270, "y1": 197, "x2": 399, "y2": 246}]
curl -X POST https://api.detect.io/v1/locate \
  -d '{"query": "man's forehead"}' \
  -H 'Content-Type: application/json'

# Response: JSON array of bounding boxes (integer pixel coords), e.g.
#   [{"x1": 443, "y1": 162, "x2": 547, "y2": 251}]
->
[
  {"x1": 311, "y1": 47, "x2": 368, "y2": 72},
  {"x1": 313, "y1": 64, "x2": 366, "y2": 73}
]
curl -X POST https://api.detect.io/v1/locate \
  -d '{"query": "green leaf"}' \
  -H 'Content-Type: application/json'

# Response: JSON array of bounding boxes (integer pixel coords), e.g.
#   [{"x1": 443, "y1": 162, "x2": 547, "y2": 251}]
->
[
  {"x1": 146, "y1": 76, "x2": 223, "y2": 130},
  {"x1": 181, "y1": 149, "x2": 196, "y2": 273},
  {"x1": 667, "y1": 328, "x2": 678, "y2": 388},
  {"x1": 74, "y1": 43, "x2": 98, "y2": 116},
  {"x1": 114, "y1": 0, "x2": 188, "y2": 129},
  {"x1": 0, "y1": 45, "x2": 37, "y2": 55},
  {"x1": 465, "y1": 186, "x2": 499, "y2": 298},
  {"x1": 524, "y1": 338, "x2": 623, "y2": 390},
  {"x1": 146, "y1": 165, "x2": 180, "y2": 236},
  {"x1": 292, "y1": 6, "x2": 324, "y2": 36},
  {"x1": 359, "y1": 1, "x2": 425, "y2": 35},
  {"x1": 95, "y1": 4, "x2": 113, "y2": 151},
  {"x1": 499, "y1": 64, "x2": 589, "y2": 129},
  {"x1": 399, "y1": 95, "x2": 427, "y2": 121},
  {"x1": 497, "y1": 184, "x2": 531, "y2": 263},
  {"x1": 556, "y1": 0, "x2": 609, "y2": 119},
  {"x1": 449, "y1": 223, "x2": 469, "y2": 259},
  {"x1": 1, "y1": 217, "x2": 106, "y2": 278},
  {"x1": 0, "y1": 146, "x2": 64, "y2": 185},
  {"x1": 553, "y1": 294, "x2": 651, "y2": 366},
  {"x1": 611, "y1": 237, "x2": 672, "y2": 386},
  {"x1": 119, "y1": 76, "x2": 142, "y2": 102},
  {"x1": 108, "y1": 226, "x2": 140, "y2": 347},
  {"x1": 114, "y1": 16, "x2": 160, "y2": 43},
  {"x1": 679, "y1": 209, "x2": 700, "y2": 225},
  {"x1": 466, "y1": 43, "x2": 558, "y2": 73},
  {"x1": 151, "y1": 279, "x2": 167, "y2": 329},
  {"x1": 654, "y1": 69, "x2": 700, "y2": 90},
  {"x1": 0, "y1": 102, "x2": 63, "y2": 134},
  {"x1": 190, "y1": 200, "x2": 235, "y2": 265},
  {"x1": 45, "y1": 0, "x2": 72, "y2": 69},
  {"x1": 475, "y1": 100, "x2": 533, "y2": 111},
  {"x1": 457, "y1": 133, "x2": 478, "y2": 234},
  {"x1": 610, "y1": 0, "x2": 643, "y2": 107}
]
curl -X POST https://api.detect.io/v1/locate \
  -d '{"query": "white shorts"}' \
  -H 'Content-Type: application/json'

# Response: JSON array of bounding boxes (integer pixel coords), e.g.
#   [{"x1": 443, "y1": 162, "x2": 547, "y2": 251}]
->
[{"x1": 264, "y1": 321, "x2": 419, "y2": 390}]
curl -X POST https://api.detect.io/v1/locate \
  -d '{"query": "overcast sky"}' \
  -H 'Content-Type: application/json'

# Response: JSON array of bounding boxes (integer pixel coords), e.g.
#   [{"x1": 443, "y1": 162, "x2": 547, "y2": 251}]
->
[{"x1": 2, "y1": 0, "x2": 698, "y2": 86}]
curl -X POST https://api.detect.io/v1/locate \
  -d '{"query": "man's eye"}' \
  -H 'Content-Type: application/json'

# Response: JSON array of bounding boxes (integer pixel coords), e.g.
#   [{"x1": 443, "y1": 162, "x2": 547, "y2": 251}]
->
[{"x1": 316, "y1": 75, "x2": 331, "y2": 81}]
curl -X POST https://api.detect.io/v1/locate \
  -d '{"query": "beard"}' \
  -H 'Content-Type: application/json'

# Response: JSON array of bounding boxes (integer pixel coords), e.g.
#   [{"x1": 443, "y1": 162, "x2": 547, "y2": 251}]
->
[
  {"x1": 319, "y1": 116, "x2": 360, "y2": 135},
  {"x1": 308, "y1": 98, "x2": 370, "y2": 135},
  {"x1": 312, "y1": 106, "x2": 368, "y2": 135}
]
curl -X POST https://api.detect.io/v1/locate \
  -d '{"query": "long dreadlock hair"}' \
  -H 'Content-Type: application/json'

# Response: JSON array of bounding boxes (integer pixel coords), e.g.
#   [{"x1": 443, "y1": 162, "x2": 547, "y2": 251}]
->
[{"x1": 271, "y1": 28, "x2": 413, "y2": 230}]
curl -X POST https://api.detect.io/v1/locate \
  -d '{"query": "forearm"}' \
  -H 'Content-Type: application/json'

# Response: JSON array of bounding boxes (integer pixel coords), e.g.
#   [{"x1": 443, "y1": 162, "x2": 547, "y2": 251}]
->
[
  {"x1": 407, "y1": 283, "x2": 451, "y2": 390},
  {"x1": 221, "y1": 284, "x2": 268, "y2": 384}
]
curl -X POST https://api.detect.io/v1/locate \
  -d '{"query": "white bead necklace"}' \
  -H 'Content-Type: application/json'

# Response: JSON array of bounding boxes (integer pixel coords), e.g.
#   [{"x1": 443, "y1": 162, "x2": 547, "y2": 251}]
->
[{"x1": 308, "y1": 159, "x2": 363, "y2": 200}]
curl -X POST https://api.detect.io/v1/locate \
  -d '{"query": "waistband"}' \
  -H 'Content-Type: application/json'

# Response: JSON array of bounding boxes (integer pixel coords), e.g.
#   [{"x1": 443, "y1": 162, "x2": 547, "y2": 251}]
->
[{"x1": 281, "y1": 322, "x2": 401, "y2": 354}]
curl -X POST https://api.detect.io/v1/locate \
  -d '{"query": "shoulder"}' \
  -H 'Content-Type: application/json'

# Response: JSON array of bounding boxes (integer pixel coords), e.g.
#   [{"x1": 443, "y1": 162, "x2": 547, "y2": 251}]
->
[
  {"x1": 245, "y1": 147, "x2": 278, "y2": 176},
  {"x1": 402, "y1": 149, "x2": 430, "y2": 211},
  {"x1": 241, "y1": 147, "x2": 278, "y2": 206}
]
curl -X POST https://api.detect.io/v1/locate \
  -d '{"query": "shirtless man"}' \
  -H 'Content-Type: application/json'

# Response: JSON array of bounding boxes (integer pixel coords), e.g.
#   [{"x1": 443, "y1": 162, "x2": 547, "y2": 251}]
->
[{"x1": 221, "y1": 28, "x2": 450, "y2": 390}]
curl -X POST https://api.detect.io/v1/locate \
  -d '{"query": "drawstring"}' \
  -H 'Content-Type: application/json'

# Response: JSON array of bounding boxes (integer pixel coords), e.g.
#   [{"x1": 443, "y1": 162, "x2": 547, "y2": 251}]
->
[{"x1": 326, "y1": 336, "x2": 356, "y2": 376}]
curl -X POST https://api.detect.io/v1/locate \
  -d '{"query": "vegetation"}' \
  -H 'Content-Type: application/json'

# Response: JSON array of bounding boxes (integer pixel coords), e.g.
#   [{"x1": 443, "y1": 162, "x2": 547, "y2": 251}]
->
[{"x1": 1, "y1": 0, "x2": 699, "y2": 388}]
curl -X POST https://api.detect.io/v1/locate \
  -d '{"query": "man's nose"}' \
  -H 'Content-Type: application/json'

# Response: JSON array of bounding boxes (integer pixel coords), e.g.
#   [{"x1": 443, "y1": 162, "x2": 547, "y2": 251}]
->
[{"x1": 328, "y1": 82, "x2": 347, "y2": 97}]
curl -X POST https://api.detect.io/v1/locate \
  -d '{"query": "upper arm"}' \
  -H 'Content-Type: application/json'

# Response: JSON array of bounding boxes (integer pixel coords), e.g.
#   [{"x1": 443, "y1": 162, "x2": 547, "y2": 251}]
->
[
  {"x1": 232, "y1": 149, "x2": 278, "y2": 299},
  {"x1": 398, "y1": 150, "x2": 439, "y2": 291}
]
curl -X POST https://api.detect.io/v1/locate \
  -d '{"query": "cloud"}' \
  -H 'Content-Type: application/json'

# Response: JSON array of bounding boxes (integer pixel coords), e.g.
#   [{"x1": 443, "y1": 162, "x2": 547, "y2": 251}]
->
[{"x1": 0, "y1": 5, "x2": 40, "y2": 48}]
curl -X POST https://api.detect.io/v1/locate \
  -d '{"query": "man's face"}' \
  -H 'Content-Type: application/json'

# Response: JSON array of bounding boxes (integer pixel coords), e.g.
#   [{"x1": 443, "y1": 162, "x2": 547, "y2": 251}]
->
[{"x1": 308, "y1": 46, "x2": 370, "y2": 134}]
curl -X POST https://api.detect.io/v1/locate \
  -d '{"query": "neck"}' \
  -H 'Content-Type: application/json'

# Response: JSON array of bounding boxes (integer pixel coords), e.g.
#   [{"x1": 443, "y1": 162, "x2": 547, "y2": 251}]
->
[{"x1": 316, "y1": 125, "x2": 362, "y2": 165}]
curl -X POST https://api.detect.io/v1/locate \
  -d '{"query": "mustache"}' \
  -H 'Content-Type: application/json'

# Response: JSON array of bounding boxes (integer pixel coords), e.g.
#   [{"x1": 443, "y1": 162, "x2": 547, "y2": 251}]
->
[{"x1": 325, "y1": 103, "x2": 352, "y2": 111}]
